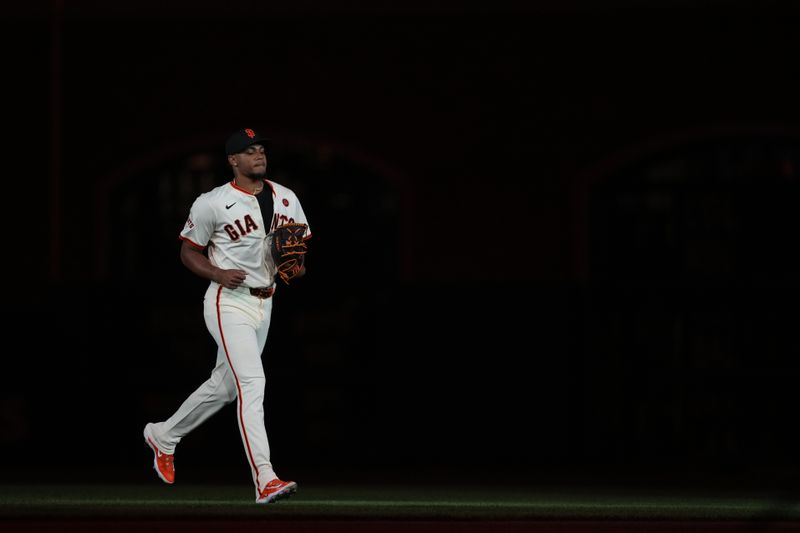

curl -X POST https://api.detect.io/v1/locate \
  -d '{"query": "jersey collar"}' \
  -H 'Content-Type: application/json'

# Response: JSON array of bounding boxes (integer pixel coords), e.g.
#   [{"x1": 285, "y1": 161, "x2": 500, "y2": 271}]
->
[{"x1": 230, "y1": 179, "x2": 267, "y2": 196}]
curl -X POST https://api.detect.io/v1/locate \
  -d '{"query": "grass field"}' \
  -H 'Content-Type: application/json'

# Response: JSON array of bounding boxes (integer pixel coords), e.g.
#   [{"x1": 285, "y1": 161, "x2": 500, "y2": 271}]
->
[{"x1": 3, "y1": 481, "x2": 800, "y2": 532}]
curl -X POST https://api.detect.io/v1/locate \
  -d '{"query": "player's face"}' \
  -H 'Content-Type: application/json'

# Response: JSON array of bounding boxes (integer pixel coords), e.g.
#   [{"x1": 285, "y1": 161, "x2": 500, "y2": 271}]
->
[{"x1": 235, "y1": 144, "x2": 268, "y2": 179}]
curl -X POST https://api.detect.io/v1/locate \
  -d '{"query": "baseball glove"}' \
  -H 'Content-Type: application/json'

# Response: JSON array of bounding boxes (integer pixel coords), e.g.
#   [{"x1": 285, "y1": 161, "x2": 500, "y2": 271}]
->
[{"x1": 270, "y1": 222, "x2": 308, "y2": 284}]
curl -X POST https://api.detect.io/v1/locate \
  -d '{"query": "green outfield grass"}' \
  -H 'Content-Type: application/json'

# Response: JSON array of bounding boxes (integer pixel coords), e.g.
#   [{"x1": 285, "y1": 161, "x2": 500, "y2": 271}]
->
[{"x1": 2, "y1": 483, "x2": 800, "y2": 521}]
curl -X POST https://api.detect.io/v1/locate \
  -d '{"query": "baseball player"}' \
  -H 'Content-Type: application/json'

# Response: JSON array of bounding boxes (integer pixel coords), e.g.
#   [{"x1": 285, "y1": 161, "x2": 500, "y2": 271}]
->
[{"x1": 143, "y1": 128, "x2": 311, "y2": 504}]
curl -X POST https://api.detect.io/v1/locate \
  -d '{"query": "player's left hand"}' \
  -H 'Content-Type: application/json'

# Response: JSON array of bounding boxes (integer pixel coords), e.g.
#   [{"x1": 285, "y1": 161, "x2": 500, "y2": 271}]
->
[{"x1": 270, "y1": 223, "x2": 309, "y2": 284}]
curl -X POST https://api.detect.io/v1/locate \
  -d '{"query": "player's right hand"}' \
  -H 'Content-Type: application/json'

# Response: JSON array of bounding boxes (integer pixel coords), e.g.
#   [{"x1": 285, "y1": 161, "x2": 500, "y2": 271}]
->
[{"x1": 217, "y1": 269, "x2": 247, "y2": 289}]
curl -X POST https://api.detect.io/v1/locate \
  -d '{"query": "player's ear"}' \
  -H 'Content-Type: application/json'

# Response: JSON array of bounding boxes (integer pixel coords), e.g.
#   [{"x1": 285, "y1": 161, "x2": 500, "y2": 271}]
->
[{"x1": 228, "y1": 154, "x2": 238, "y2": 167}]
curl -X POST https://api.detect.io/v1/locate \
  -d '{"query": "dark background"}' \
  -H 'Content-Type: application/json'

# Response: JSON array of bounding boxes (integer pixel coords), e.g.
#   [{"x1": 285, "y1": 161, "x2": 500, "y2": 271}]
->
[{"x1": 3, "y1": 0, "x2": 800, "y2": 488}]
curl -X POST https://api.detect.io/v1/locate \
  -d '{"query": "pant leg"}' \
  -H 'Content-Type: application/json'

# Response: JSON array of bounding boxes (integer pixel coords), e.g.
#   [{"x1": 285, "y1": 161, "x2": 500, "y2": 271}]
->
[
  {"x1": 148, "y1": 347, "x2": 238, "y2": 454},
  {"x1": 208, "y1": 284, "x2": 276, "y2": 494}
]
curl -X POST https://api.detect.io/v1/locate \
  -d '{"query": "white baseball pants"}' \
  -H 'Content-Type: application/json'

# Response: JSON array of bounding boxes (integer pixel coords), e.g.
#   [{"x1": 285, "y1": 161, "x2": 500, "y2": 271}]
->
[{"x1": 146, "y1": 282, "x2": 277, "y2": 494}]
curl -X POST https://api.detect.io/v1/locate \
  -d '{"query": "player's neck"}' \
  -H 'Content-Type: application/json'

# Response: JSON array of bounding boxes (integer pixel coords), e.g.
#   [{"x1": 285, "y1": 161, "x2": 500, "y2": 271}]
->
[{"x1": 234, "y1": 177, "x2": 264, "y2": 194}]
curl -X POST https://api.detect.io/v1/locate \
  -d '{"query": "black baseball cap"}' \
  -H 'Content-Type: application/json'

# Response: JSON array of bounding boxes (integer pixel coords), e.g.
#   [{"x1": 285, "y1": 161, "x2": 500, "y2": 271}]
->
[{"x1": 225, "y1": 128, "x2": 270, "y2": 155}]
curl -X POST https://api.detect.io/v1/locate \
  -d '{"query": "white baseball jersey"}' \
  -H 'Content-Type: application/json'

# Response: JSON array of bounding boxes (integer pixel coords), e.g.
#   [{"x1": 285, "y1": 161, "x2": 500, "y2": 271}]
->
[{"x1": 180, "y1": 179, "x2": 312, "y2": 288}]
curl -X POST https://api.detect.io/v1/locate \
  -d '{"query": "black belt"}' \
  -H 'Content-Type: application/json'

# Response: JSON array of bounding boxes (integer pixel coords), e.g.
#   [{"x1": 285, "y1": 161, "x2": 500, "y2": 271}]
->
[{"x1": 249, "y1": 287, "x2": 275, "y2": 299}]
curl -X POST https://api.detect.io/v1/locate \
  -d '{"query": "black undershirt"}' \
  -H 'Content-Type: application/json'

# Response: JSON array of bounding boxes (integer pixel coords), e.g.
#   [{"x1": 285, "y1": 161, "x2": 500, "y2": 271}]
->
[{"x1": 255, "y1": 187, "x2": 273, "y2": 233}]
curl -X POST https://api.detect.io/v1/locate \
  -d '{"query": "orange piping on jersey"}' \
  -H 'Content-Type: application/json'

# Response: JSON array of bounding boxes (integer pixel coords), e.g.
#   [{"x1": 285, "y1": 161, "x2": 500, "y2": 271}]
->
[
  {"x1": 216, "y1": 286, "x2": 262, "y2": 492},
  {"x1": 230, "y1": 180, "x2": 258, "y2": 195},
  {"x1": 179, "y1": 235, "x2": 205, "y2": 249},
  {"x1": 263, "y1": 179, "x2": 276, "y2": 196}
]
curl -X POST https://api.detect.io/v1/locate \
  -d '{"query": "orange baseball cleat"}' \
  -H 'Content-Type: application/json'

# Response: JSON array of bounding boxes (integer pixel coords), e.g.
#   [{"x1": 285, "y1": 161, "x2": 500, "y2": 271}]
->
[
  {"x1": 143, "y1": 423, "x2": 175, "y2": 484},
  {"x1": 256, "y1": 478, "x2": 298, "y2": 504}
]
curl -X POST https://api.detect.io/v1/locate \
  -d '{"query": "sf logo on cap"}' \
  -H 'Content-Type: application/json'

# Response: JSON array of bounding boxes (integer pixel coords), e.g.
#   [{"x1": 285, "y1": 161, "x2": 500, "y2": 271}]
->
[{"x1": 245, "y1": 129, "x2": 256, "y2": 138}]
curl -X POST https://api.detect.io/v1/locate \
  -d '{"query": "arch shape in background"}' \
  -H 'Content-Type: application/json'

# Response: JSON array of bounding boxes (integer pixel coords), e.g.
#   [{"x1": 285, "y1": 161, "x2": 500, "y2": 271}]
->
[
  {"x1": 93, "y1": 132, "x2": 414, "y2": 282},
  {"x1": 569, "y1": 123, "x2": 800, "y2": 281}
]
